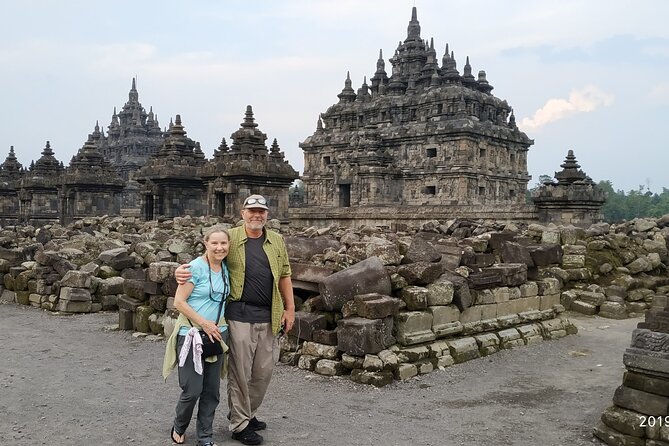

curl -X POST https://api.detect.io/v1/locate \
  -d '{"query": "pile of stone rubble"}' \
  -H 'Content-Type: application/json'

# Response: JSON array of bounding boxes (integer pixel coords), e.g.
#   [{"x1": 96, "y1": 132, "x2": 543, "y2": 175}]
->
[{"x1": 0, "y1": 214, "x2": 667, "y2": 385}]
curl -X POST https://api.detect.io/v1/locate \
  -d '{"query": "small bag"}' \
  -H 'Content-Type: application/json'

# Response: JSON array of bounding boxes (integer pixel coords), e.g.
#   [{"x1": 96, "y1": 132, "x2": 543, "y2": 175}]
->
[{"x1": 199, "y1": 330, "x2": 223, "y2": 357}]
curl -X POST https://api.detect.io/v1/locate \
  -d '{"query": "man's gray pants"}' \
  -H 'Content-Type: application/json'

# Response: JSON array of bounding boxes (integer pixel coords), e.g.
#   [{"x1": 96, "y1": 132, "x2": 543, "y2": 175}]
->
[{"x1": 174, "y1": 335, "x2": 224, "y2": 445}]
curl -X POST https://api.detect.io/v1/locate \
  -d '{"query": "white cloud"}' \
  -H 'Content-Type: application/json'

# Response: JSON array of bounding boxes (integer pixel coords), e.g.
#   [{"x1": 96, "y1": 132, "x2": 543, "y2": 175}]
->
[
  {"x1": 649, "y1": 82, "x2": 669, "y2": 103},
  {"x1": 519, "y1": 85, "x2": 614, "y2": 131}
]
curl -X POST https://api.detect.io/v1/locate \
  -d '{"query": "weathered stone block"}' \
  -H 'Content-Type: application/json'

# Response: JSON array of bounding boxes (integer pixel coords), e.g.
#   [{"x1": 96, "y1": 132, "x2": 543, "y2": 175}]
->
[
  {"x1": 16, "y1": 291, "x2": 30, "y2": 305},
  {"x1": 312, "y1": 329, "x2": 338, "y2": 345},
  {"x1": 527, "y1": 244, "x2": 563, "y2": 266},
  {"x1": 539, "y1": 293, "x2": 561, "y2": 310},
  {"x1": 480, "y1": 304, "x2": 497, "y2": 320},
  {"x1": 519, "y1": 282, "x2": 539, "y2": 298},
  {"x1": 285, "y1": 236, "x2": 341, "y2": 261},
  {"x1": 98, "y1": 247, "x2": 135, "y2": 270},
  {"x1": 134, "y1": 305, "x2": 155, "y2": 333},
  {"x1": 341, "y1": 354, "x2": 364, "y2": 369},
  {"x1": 459, "y1": 306, "x2": 482, "y2": 324},
  {"x1": 437, "y1": 355, "x2": 455, "y2": 368},
  {"x1": 518, "y1": 310, "x2": 543, "y2": 323},
  {"x1": 628, "y1": 288, "x2": 653, "y2": 302},
  {"x1": 117, "y1": 294, "x2": 143, "y2": 311},
  {"x1": 485, "y1": 263, "x2": 527, "y2": 287},
  {"x1": 468, "y1": 269, "x2": 502, "y2": 289},
  {"x1": 302, "y1": 341, "x2": 339, "y2": 359},
  {"x1": 624, "y1": 371, "x2": 669, "y2": 397},
  {"x1": 577, "y1": 290, "x2": 606, "y2": 306},
  {"x1": 399, "y1": 286, "x2": 429, "y2": 310},
  {"x1": 362, "y1": 354, "x2": 384, "y2": 371},
  {"x1": 394, "y1": 311, "x2": 435, "y2": 346},
  {"x1": 148, "y1": 313, "x2": 164, "y2": 335},
  {"x1": 627, "y1": 257, "x2": 653, "y2": 275},
  {"x1": 512, "y1": 296, "x2": 540, "y2": 313},
  {"x1": 517, "y1": 323, "x2": 542, "y2": 339},
  {"x1": 337, "y1": 316, "x2": 395, "y2": 354},
  {"x1": 429, "y1": 305, "x2": 462, "y2": 337},
  {"x1": 397, "y1": 262, "x2": 444, "y2": 286},
  {"x1": 447, "y1": 337, "x2": 480, "y2": 363},
  {"x1": 314, "y1": 359, "x2": 346, "y2": 376},
  {"x1": 118, "y1": 308, "x2": 134, "y2": 330},
  {"x1": 571, "y1": 300, "x2": 597, "y2": 315},
  {"x1": 435, "y1": 272, "x2": 472, "y2": 311},
  {"x1": 100, "y1": 294, "x2": 118, "y2": 311},
  {"x1": 60, "y1": 270, "x2": 92, "y2": 288},
  {"x1": 474, "y1": 333, "x2": 499, "y2": 356},
  {"x1": 320, "y1": 257, "x2": 391, "y2": 311},
  {"x1": 378, "y1": 349, "x2": 399, "y2": 370},
  {"x1": 56, "y1": 300, "x2": 92, "y2": 313},
  {"x1": 426, "y1": 340, "x2": 450, "y2": 358},
  {"x1": 291, "y1": 263, "x2": 335, "y2": 287},
  {"x1": 488, "y1": 232, "x2": 516, "y2": 252},
  {"x1": 354, "y1": 293, "x2": 401, "y2": 319},
  {"x1": 537, "y1": 278, "x2": 561, "y2": 295},
  {"x1": 350, "y1": 369, "x2": 394, "y2": 387},
  {"x1": 593, "y1": 422, "x2": 645, "y2": 446},
  {"x1": 297, "y1": 355, "x2": 319, "y2": 371},
  {"x1": 59, "y1": 287, "x2": 92, "y2": 302},
  {"x1": 498, "y1": 328, "x2": 522, "y2": 348},
  {"x1": 599, "y1": 302, "x2": 628, "y2": 319},
  {"x1": 415, "y1": 359, "x2": 434, "y2": 374},
  {"x1": 149, "y1": 295, "x2": 168, "y2": 312},
  {"x1": 600, "y1": 405, "x2": 646, "y2": 438},
  {"x1": 613, "y1": 385, "x2": 669, "y2": 416},
  {"x1": 403, "y1": 237, "x2": 442, "y2": 264},
  {"x1": 396, "y1": 346, "x2": 430, "y2": 362},
  {"x1": 426, "y1": 276, "x2": 454, "y2": 306},
  {"x1": 291, "y1": 311, "x2": 328, "y2": 341},
  {"x1": 495, "y1": 301, "x2": 515, "y2": 318},
  {"x1": 123, "y1": 279, "x2": 147, "y2": 301},
  {"x1": 359, "y1": 237, "x2": 402, "y2": 266},
  {"x1": 500, "y1": 242, "x2": 534, "y2": 267},
  {"x1": 143, "y1": 281, "x2": 161, "y2": 295},
  {"x1": 472, "y1": 288, "x2": 495, "y2": 305},
  {"x1": 435, "y1": 243, "x2": 462, "y2": 270},
  {"x1": 394, "y1": 363, "x2": 418, "y2": 380},
  {"x1": 146, "y1": 261, "x2": 180, "y2": 283}
]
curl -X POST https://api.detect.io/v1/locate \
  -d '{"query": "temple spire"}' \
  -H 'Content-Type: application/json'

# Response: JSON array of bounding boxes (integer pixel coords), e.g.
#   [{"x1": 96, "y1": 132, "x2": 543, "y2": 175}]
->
[
  {"x1": 337, "y1": 71, "x2": 357, "y2": 103},
  {"x1": 406, "y1": 6, "x2": 421, "y2": 41},
  {"x1": 242, "y1": 105, "x2": 258, "y2": 129},
  {"x1": 128, "y1": 77, "x2": 139, "y2": 103}
]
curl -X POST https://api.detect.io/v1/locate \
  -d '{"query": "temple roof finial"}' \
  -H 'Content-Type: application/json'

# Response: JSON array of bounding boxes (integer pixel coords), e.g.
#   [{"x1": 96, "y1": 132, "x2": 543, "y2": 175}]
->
[
  {"x1": 406, "y1": 6, "x2": 421, "y2": 41},
  {"x1": 242, "y1": 105, "x2": 258, "y2": 128}
]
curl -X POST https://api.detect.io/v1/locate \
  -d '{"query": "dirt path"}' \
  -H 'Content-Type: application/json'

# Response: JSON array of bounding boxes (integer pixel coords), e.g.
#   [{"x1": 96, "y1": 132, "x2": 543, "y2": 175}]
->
[{"x1": 1, "y1": 301, "x2": 635, "y2": 445}]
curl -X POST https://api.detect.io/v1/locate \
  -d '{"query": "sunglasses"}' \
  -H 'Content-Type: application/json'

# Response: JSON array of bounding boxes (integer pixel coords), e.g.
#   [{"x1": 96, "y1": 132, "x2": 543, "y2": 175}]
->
[{"x1": 244, "y1": 197, "x2": 267, "y2": 205}]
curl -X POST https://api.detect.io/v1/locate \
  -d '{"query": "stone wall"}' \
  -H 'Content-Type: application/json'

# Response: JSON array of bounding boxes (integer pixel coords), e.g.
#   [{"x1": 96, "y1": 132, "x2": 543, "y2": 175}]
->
[
  {"x1": 1, "y1": 214, "x2": 668, "y2": 386},
  {"x1": 593, "y1": 297, "x2": 669, "y2": 445}
]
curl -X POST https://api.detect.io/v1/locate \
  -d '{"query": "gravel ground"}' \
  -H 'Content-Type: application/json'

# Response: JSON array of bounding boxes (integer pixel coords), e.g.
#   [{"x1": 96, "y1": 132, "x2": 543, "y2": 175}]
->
[{"x1": 0, "y1": 301, "x2": 636, "y2": 446}]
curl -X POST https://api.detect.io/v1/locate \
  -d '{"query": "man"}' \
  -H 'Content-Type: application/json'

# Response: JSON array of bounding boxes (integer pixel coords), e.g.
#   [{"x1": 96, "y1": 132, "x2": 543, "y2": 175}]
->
[{"x1": 175, "y1": 194, "x2": 295, "y2": 445}]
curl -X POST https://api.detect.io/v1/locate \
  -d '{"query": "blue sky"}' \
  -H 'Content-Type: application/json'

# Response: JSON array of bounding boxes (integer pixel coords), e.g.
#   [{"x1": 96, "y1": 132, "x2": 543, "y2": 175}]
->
[{"x1": 1, "y1": 0, "x2": 667, "y2": 192}]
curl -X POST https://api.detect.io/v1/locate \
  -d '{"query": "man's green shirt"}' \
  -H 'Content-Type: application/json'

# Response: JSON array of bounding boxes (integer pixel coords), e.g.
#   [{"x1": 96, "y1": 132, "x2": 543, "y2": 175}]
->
[{"x1": 226, "y1": 225, "x2": 291, "y2": 335}]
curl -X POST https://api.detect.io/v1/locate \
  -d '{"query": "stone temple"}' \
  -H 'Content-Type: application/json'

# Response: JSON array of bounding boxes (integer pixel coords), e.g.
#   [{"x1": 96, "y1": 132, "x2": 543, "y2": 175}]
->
[
  {"x1": 0, "y1": 80, "x2": 298, "y2": 225},
  {"x1": 292, "y1": 7, "x2": 536, "y2": 227},
  {"x1": 0, "y1": 8, "x2": 605, "y2": 227}
]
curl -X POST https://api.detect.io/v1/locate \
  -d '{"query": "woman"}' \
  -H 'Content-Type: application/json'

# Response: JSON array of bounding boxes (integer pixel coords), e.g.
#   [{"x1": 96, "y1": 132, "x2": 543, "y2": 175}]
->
[{"x1": 162, "y1": 225, "x2": 231, "y2": 446}]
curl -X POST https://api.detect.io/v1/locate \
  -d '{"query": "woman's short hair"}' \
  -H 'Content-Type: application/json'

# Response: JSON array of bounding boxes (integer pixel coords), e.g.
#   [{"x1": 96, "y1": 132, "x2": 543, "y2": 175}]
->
[{"x1": 203, "y1": 225, "x2": 230, "y2": 242}]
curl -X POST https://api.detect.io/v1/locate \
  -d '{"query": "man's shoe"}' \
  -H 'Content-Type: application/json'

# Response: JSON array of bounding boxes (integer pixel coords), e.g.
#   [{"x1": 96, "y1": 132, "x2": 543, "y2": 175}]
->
[
  {"x1": 248, "y1": 417, "x2": 267, "y2": 431},
  {"x1": 231, "y1": 424, "x2": 263, "y2": 445}
]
